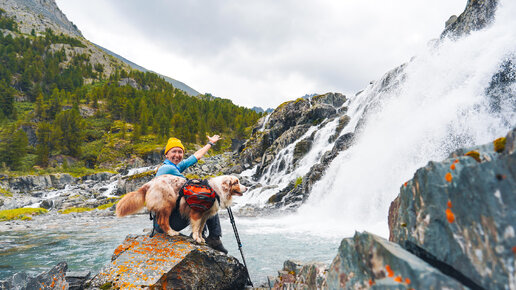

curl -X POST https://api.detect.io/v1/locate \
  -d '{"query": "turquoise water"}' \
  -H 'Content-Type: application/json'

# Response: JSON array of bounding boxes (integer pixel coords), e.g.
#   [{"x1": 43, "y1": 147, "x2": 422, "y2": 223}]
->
[{"x1": 0, "y1": 214, "x2": 340, "y2": 285}]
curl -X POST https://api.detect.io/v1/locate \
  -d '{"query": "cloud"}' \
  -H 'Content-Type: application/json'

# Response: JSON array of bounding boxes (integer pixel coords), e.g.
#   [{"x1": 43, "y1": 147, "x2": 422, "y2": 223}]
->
[{"x1": 56, "y1": 0, "x2": 465, "y2": 108}]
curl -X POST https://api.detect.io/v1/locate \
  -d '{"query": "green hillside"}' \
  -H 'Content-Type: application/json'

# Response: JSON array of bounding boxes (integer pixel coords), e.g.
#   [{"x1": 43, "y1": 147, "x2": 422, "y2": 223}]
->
[{"x1": 0, "y1": 9, "x2": 261, "y2": 175}]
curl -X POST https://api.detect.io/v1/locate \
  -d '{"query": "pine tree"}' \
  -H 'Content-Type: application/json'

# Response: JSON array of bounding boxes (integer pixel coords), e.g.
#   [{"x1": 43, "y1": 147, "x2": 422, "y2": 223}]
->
[{"x1": 36, "y1": 122, "x2": 52, "y2": 167}]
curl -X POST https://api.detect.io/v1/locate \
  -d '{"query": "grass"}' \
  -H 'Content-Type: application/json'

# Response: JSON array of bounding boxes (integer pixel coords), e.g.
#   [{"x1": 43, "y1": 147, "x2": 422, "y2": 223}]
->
[
  {"x1": 58, "y1": 207, "x2": 94, "y2": 214},
  {"x1": 96, "y1": 201, "x2": 116, "y2": 210},
  {"x1": 0, "y1": 207, "x2": 48, "y2": 221},
  {"x1": 295, "y1": 177, "x2": 303, "y2": 187}
]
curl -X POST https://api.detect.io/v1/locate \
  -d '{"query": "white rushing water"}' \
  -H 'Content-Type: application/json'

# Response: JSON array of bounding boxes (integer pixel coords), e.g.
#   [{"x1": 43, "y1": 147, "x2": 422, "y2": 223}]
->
[{"x1": 243, "y1": 0, "x2": 516, "y2": 238}]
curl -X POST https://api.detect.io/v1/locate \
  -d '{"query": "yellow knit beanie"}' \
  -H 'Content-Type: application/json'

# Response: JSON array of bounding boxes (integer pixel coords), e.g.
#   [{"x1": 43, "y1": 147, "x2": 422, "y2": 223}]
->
[{"x1": 165, "y1": 137, "x2": 185, "y2": 154}]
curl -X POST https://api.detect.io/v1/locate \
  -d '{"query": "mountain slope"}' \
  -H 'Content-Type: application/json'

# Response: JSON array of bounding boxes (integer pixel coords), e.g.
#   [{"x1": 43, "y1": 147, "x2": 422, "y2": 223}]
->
[{"x1": 95, "y1": 44, "x2": 200, "y2": 96}]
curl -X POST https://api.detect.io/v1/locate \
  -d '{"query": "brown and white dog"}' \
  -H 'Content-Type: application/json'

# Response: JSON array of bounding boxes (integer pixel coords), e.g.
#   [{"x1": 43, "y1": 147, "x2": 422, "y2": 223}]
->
[{"x1": 115, "y1": 175, "x2": 246, "y2": 243}]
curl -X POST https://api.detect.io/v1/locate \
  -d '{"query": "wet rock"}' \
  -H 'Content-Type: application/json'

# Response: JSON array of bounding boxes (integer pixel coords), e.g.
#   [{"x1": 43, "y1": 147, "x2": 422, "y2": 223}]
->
[
  {"x1": 326, "y1": 232, "x2": 465, "y2": 289},
  {"x1": 389, "y1": 128, "x2": 516, "y2": 289},
  {"x1": 293, "y1": 139, "x2": 313, "y2": 164},
  {"x1": 89, "y1": 234, "x2": 247, "y2": 289},
  {"x1": 0, "y1": 261, "x2": 68, "y2": 290}
]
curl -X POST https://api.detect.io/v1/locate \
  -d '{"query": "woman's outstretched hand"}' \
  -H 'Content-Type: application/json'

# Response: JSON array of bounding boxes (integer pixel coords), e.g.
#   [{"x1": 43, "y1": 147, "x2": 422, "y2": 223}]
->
[{"x1": 207, "y1": 135, "x2": 221, "y2": 144}]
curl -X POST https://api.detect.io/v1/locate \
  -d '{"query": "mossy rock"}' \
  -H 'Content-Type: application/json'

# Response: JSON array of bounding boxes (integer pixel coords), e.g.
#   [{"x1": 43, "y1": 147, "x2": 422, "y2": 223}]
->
[
  {"x1": 0, "y1": 207, "x2": 48, "y2": 221},
  {"x1": 493, "y1": 137, "x2": 506, "y2": 153},
  {"x1": 125, "y1": 170, "x2": 155, "y2": 181},
  {"x1": 0, "y1": 187, "x2": 12, "y2": 197},
  {"x1": 96, "y1": 201, "x2": 117, "y2": 210},
  {"x1": 465, "y1": 150, "x2": 481, "y2": 162},
  {"x1": 58, "y1": 207, "x2": 94, "y2": 214}
]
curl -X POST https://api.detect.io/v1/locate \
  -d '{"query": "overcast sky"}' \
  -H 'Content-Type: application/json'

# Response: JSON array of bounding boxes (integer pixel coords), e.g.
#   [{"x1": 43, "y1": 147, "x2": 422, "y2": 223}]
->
[{"x1": 55, "y1": 0, "x2": 465, "y2": 109}]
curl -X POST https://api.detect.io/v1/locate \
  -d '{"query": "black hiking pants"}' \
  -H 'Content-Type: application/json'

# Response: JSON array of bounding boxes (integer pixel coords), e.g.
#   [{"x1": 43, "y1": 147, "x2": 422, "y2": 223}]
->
[{"x1": 152, "y1": 212, "x2": 222, "y2": 238}]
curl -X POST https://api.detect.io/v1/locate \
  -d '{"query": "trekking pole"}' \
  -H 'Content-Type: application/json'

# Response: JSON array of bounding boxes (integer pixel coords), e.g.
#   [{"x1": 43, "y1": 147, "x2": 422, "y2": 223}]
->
[{"x1": 227, "y1": 207, "x2": 253, "y2": 287}]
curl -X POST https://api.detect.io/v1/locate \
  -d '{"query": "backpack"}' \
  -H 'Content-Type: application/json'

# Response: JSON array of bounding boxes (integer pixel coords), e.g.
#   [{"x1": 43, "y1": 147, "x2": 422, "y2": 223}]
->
[{"x1": 179, "y1": 179, "x2": 219, "y2": 212}]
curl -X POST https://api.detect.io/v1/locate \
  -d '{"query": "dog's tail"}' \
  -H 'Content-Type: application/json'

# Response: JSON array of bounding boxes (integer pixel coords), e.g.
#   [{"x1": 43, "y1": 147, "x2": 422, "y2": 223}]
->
[{"x1": 115, "y1": 184, "x2": 149, "y2": 217}]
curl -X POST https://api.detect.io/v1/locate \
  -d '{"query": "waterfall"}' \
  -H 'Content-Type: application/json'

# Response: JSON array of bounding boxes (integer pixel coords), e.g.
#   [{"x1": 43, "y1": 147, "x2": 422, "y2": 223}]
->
[{"x1": 249, "y1": 0, "x2": 516, "y2": 238}]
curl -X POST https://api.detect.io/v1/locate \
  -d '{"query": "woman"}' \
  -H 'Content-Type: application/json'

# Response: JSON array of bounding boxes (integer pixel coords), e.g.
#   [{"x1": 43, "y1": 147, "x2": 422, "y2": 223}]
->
[{"x1": 152, "y1": 135, "x2": 227, "y2": 254}]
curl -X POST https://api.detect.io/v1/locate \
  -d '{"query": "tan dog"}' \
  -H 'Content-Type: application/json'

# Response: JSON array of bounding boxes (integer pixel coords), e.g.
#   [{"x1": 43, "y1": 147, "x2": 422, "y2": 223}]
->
[{"x1": 115, "y1": 175, "x2": 246, "y2": 243}]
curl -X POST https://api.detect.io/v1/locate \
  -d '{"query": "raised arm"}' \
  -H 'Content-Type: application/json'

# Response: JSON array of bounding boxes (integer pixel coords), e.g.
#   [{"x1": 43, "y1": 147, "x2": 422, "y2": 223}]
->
[{"x1": 194, "y1": 135, "x2": 221, "y2": 160}]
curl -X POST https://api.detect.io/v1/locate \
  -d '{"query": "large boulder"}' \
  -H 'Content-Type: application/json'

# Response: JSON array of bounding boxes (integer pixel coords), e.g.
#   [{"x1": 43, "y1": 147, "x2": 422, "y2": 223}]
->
[
  {"x1": 88, "y1": 234, "x2": 248, "y2": 289},
  {"x1": 325, "y1": 232, "x2": 466, "y2": 289},
  {"x1": 389, "y1": 128, "x2": 516, "y2": 289}
]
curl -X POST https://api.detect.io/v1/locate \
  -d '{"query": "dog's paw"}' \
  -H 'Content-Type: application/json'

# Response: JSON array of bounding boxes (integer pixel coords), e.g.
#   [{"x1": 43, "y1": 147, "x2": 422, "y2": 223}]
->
[
  {"x1": 193, "y1": 235, "x2": 205, "y2": 244},
  {"x1": 166, "y1": 230, "x2": 179, "y2": 236}
]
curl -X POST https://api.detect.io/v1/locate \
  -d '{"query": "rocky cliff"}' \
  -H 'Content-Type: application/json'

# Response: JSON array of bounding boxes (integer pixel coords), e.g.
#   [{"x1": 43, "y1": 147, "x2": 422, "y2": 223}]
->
[{"x1": 1, "y1": 0, "x2": 82, "y2": 37}]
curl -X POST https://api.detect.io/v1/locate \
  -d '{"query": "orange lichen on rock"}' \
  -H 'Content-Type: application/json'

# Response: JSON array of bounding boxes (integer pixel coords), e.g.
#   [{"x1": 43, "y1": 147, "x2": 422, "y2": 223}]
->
[
  {"x1": 447, "y1": 200, "x2": 452, "y2": 208},
  {"x1": 385, "y1": 265, "x2": 394, "y2": 277},
  {"x1": 450, "y1": 163, "x2": 456, "y2": 170},
  {"x1": 446, "y1": 208, "x2": 455, "y2": 223},
  {"x1": 404, "y1": 182, "x2": 408, "y2": 187},
  {"x1": 453, "y1": 159, "x2": 459, "y2": 164},
  {"x1": 445, "y1": 172, "x2": 453, "y2": 183},
  {"x1": 368, "y1": 279, "x2": 375, "y2": 286},
  {"x1": 465, "y1": 150, "x2": 481, "y2": 162},
  {"x1": 405, "y1": 278, "x2": 411, "y2": 284},
  {"x1": 394, "y1": 276, "x2": 402, "y2": 283},
  {"x1": 493, "y1": 137, "x2": 506, "y2": 153},
  {"x1": 512, "y1": 246, "x2": 516, "y2": 254}
]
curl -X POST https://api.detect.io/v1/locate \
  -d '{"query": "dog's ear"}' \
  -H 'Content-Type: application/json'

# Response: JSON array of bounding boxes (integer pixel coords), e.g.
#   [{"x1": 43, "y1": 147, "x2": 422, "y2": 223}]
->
[{"x1": 222, "y1": 178, "x2": 231, "y2": 193}]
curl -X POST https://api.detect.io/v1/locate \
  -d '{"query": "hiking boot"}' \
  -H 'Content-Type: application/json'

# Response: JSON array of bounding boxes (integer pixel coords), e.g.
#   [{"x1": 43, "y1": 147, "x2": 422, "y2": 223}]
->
[{"x1": 205, "y1": 236, "x2": 228, "y2": 254}]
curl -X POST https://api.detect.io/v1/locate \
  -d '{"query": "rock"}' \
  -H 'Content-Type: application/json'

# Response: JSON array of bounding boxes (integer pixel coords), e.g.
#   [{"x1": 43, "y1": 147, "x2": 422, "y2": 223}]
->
[
  {"x1": 89, "y1": 234, "x2": 248, "y2": 289},
  {"x1": 293, "y1": 139, "x2": 313, "y2": 164},
  {"x1": 270, "y1": 260, "x2": 327, "y2": 289},
  {"x1": 310, "y1": 92, "x2": 347, "y2": 107},
  {"x1": 389, "y1": 128, "x2": 516, "y2": 289},
  {"x1": 445, "y1": 15, "x2": 458, "y2": 28},
  {"x1": 65, "y1": 271, "x2": 90, "y2": 290},
  {"x1": 442, "y1": 0, "x2": 498, "y2": 38},
  {"x1": 119, "y1": 78, "x2": 140, "y2": 89},
  {"x1": 0, "y1": 261, "x2": 69, "y2": 290},
  {"x1": 325, "y1": 232, "x2": 466, "y2": 289}
]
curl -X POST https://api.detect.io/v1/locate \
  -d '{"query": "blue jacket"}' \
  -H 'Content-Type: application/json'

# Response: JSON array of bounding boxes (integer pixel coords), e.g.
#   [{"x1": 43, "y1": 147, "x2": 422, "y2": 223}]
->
[{"x1": 155, "y1": 155, "x2": 198, "y2": 178}]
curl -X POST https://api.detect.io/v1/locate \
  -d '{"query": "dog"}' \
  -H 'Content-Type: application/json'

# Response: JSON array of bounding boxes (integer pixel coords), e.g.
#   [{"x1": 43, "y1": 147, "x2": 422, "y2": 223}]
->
[{"x1": 115, "y1": 175, "x2": 246, "y2": 243}]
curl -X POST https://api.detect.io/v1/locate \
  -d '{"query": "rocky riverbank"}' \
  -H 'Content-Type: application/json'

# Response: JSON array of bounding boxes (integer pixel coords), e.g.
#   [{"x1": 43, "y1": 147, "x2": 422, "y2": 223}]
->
[{"x1": 0, "y1": 152, "x2": 241, "y2": 221}]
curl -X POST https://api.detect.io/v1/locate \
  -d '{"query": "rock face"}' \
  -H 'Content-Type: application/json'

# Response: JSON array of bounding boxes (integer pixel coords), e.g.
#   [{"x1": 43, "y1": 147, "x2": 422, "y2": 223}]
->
[
  {"x1": 1, "y1": 0, "x2": 83, "y2": 36},
  {"x1": 0, "y1": 261, "x2": 69, "y2": 290},
  {"x1": 325, "y1": 232, "x2": 466, "y2": 289},
  {"x1": 89, "y1": 234, "x2": 248, "y2": 289},
  {"x1": 389, "y1": 128, "x2": 516, "y2": 289},
  {"x1": 0, "y1": 173, "x2": 78, "y2": 194},
  {"x1": 442, "y1": 0, "x2": 498, "y2": 38},
  {"x1": 240, "y1": 93, "x2": 347, "y2": 171}
]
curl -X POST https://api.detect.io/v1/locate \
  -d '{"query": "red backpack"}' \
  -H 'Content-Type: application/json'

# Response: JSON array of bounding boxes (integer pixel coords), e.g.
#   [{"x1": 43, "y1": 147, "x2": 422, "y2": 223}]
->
[{"x1": 179, "y1": 179, "x2": 219, "y2": 212}]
